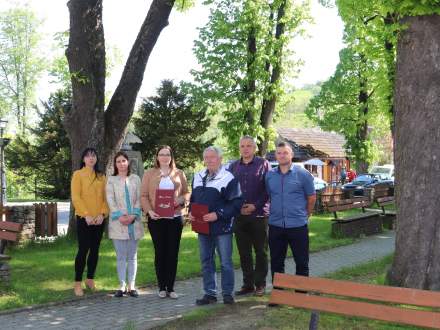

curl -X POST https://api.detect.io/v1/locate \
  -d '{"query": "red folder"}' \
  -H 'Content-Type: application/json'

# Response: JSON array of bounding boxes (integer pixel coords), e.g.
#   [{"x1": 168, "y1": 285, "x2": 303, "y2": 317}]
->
[
  {"x1": 155, "y1": 189, "x2": 175, "y2": 218},
  {"x1": 191, "y1": 203, "x2": 210, "y2": 234}
]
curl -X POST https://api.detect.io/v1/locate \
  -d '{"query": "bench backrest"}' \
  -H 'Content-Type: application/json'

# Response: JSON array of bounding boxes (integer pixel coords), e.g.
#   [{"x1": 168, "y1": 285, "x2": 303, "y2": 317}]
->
[
  {"x1": 270, "y1": 273, "x2": 440, "y2": 329},
  {"x1": 0, "y1": 221, "x2": 23, "y2": 242},
  {"x1": 326, "y1": 197, "x2": 370, "y2": 213}
]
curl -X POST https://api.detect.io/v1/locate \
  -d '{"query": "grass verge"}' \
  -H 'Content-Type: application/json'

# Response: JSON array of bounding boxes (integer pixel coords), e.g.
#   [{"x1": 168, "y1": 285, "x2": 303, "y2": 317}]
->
[{"x1": 1, "y1": 212, "x2": 362, "y2": 311}]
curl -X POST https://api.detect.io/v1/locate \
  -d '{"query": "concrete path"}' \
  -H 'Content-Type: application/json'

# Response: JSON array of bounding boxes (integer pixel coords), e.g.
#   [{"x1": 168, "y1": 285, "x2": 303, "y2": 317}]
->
[{"x1": 0, "y1": 231, "x2": 395, "y2": 329}]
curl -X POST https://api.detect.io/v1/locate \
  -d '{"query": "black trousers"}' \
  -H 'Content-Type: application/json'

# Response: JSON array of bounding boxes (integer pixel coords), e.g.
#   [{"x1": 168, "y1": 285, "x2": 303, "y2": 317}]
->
[
  {"x1": 233, "y1": 215, "x2": 268, "y2": 288},
  {"x1": 148, "y1": 217, "x2": 183, "y2": 292},
  {"x1": 268, "y1": 224, "x2": 309, "y2": 280},
  {"x1": 74, "y1": 216, "x2": 104, "y2": 281}
]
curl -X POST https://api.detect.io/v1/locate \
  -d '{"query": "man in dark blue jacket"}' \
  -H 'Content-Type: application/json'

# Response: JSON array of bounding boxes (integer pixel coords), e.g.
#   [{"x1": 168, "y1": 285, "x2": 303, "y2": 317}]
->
[{"x1": 190, "y1": 146, "x2": 243, "y2": 305}]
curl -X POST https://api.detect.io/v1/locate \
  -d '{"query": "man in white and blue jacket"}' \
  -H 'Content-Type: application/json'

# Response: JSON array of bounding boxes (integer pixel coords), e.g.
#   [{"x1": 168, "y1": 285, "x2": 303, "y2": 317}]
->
[
  {"x1": 190, "y1": 146, "x2": 243, "y2": 305},
  {"x1": 265, "y1": 142, "x2": 316, "y2": 279}
]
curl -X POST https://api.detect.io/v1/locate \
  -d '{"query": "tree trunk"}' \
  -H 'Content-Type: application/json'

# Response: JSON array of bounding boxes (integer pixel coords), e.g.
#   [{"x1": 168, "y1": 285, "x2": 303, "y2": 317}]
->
[
  {"x1": 258, "y1": 0, "x2": 285, "y2": 157},
  {"x1": 388, "y1": 15, "x2": 440, "y2": 290},
  {"x1": 243, "y1": 27, "x2": 256, "y2": 129},
  {"x1": 383, "y1": 12, "x2": 396, "y2": 139},
  {"x1": 355, "y1": 78, "x2": 369, "y2": 174},
  {"x1": 65, "y1": 0, "x2": 175, "y2": 235}
]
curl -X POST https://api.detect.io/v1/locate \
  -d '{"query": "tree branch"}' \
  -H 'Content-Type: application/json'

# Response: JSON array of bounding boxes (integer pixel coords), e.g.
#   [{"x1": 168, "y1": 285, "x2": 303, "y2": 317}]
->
[{"x1": 104, "y1": 0, "x2": 175, "y2": 157}]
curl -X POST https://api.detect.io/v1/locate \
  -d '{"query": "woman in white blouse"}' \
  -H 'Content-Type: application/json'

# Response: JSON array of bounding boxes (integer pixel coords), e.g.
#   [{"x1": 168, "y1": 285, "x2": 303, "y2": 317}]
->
[
  {"x1": 141, "y1": 146, "x2": 190, "y2": 299},
  {"x1": 106, "y1": 151, "x2": 144, "y2": 298}
]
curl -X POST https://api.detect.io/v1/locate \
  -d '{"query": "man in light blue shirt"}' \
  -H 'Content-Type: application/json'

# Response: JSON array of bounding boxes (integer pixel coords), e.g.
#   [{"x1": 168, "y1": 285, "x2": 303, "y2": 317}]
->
[{"x1": 265, "y1": 142, "x2": 316, "y2": 278}]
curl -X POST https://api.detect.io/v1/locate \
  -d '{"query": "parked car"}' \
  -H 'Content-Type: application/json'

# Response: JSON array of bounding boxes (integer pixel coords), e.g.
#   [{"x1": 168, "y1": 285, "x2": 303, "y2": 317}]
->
[
  {"x1": 369, "y1": 164, "x2": 394, "y2": 180},
  {"x1": 341, "y1": 174, "x2": 394, "y2": 197},
  {"x1": 313, "y1": 177, "x2": 328, "y2": 191}
]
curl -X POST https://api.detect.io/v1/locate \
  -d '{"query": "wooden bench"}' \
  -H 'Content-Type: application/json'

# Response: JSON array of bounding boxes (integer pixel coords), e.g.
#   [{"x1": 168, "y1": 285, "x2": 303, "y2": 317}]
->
[
  {"x1": 270, "y1": 273, "x2": 440, "y2": 329},
  {"x1": 325, "y1": 197, "x2": 382, "y2": 238},
  {"x1": 0, "y1": 219, "x2": 23, "y2": 283},
  {"x1": 373, "y1": 185, "x2": 396, "y2": 229}
]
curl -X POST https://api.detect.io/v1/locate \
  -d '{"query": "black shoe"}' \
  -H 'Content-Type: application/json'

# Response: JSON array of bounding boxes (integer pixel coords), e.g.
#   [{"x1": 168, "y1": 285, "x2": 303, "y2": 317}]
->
[
  {"x1": 223, "y1": 295, "x2": 235, "y2": 304},
  {"x1": 268, "y1": 303, "x2": 279, "y2": 307},
  {"x1": 234, "y1": 286, "x2": 254, "y2": 296},
  {"x1": 114, "y1": 290, "x2": 124, "y2": 297},
  {"x1": 128, "y1": 289, "x2": 139, "y2": 297},
  {"x1": 196, "y1": 294, "x2": 217, "y2": 306}
]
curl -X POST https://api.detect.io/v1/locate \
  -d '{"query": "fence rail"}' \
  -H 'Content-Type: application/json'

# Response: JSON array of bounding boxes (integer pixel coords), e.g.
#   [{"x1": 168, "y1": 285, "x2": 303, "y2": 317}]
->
[{"x1": 34, "y1": 203, "x2": 58, "y2": 237}]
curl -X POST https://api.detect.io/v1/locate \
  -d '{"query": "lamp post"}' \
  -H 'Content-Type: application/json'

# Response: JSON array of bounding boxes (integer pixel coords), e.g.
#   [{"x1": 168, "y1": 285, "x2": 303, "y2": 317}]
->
[{"x1": 0, "y1": 119, "x2": 10, "y2": 205}]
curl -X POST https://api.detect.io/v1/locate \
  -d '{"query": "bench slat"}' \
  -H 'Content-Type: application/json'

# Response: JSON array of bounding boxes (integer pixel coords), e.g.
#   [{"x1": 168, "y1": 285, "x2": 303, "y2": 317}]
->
[
  {"x1": 270, "y1": 290, "x2": 440, "y2": 329},
  {"x1": 0, "y1": 253, "x2": 11, "y2": 261},
  {"x1": 273, "y1": 273, "x2": 440, "y2": 308},
  {"x1": 327, "y1": 197, "x2": 369, "y2": 206},
  {"x1": 0, "y1": 231, "x2": 18, "y2": 242},
  {"x1": 328, "y1": 201, "x2": 370, "y2": 212},
  {"x1": 332, "y1": 211, "x2": 379, "y2": 222},
  {"x1": 0, "y1": 221, "x2": 22, "y2": 232},
  {"x1": 378, "y1": 201, "x2": 395, "y2": 207},
  {"x1": 377, "y1": 196, "x2": 394, "y2": 203},
  {"x1": 374, "y1": 191, "x2": 389, "y2": 198}
]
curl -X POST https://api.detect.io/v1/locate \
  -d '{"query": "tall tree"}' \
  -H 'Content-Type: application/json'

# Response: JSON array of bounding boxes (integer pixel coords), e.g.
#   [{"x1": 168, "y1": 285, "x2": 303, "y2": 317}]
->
[
  {"x1": 132, "y1": 80, "x2": 213, "y2": 171},
  {"x1": 0, "y1": 6, "x2": 45, "y2": 131},
  {"x1": 306, "y1": 48, "x2": 382, "y2": 172},
  {"x1": 192, "y1": 0, "x2": 309, "y2": 156},
  {"x1": 386, "y1": 6, "x2": 440, "y2": 290},
  {"x1": 65, "y1": 0, "x2": 184, "y2": 234}
]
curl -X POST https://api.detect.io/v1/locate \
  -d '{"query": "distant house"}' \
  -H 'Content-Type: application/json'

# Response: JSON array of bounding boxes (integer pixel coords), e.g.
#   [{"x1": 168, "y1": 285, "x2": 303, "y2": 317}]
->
[{"x1": 267, "y1": 127, "x2": 349, "y2": 184}]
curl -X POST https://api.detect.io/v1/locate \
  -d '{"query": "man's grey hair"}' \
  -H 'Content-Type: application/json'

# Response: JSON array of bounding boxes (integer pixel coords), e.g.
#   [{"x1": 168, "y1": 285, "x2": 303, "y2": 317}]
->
[
  {"x1": 239, "y1": 135, "x2": 257, "y2": 147},
  {"x1": 203, "y1": 146, "x2": 223, "y2": 158}
]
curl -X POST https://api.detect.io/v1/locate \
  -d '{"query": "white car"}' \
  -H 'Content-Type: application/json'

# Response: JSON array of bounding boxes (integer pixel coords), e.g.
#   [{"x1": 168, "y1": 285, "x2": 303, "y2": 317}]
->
[{"x1": 370, "y1": 164, "x2": 394, "y2": 180}]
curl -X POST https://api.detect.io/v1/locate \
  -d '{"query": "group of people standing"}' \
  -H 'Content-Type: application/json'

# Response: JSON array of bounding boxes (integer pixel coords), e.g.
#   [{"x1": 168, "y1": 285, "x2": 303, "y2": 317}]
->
[
  {"x1": 70, "y1": 136, "x2": 316, "y2": 306},
  {"x1": 71, "y1": 146, "x2": 188, "y2": 299}
]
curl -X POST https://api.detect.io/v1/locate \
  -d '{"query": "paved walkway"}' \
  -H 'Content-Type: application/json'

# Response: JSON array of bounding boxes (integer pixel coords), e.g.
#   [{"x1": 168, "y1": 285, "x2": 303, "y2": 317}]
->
[{"x1": 0, "y1": 231, "x2": 395, "y2": 330}]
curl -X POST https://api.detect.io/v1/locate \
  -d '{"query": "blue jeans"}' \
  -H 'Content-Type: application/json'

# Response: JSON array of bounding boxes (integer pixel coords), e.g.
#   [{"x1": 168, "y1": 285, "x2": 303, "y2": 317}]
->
[{"x1": 198, "y1": 233, "x2": 234, "y2": 297}]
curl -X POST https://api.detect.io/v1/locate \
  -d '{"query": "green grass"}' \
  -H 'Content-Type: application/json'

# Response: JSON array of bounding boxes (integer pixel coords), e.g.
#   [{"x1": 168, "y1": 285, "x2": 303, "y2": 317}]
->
[
  {"x1": 0, "y1": 212, "x2": 357, "y2": 311},
  {"x1": 160, "y1": 255, "x2": 423, "y2": 330}
]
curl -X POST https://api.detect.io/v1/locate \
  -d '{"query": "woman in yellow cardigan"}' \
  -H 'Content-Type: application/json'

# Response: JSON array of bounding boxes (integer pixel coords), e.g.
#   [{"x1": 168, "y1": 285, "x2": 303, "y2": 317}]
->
[{"x1": 71, "y1": 147, "x2": 109, "y2": 296}]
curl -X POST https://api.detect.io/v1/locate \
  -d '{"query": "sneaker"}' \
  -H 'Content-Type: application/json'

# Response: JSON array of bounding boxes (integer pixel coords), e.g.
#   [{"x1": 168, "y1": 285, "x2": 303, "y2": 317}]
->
[
  {"x1": 168, "y1": 291, "x2": 178, "y2": 299},
  {"x1": 158, "y1": 290, "x2": 167, "y2": 298},
  {"x1": 223, "y1": 295, "x2": 235, "y2": 304},
  {"x1": 114, "y1": 290, "x2": 124, "y2": 298},
  {"x1": 128, "y1": 290, "x2": 139, "y2": 297},
  {"x1": 255, "y1": 286, "x2": 265, "y2": 297},
  {"x1": 196, "y1": 294, "x2": 217, "y2": 305},
  {"x1": 234, "y1": 286, "x2": 254, "y2": 296}
]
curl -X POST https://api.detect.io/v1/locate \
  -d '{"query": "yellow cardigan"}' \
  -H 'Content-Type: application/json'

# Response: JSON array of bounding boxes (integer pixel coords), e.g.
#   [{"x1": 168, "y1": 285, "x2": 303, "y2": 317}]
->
[{"x1": 71, "y1": 167, "x2": 109, "y2": 218}]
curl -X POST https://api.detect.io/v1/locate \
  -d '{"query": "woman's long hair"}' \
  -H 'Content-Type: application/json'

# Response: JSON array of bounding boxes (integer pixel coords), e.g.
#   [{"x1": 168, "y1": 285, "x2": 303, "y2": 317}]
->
[
  {"x1": 112, "y1": 151, "x2": 131, "y2": 176},
  {"x1": 154, "y1": 145, "x2": 176, "y2": 170},
  {"x1": 80, "y1": 147, "x2": 103, "y2": 180}
]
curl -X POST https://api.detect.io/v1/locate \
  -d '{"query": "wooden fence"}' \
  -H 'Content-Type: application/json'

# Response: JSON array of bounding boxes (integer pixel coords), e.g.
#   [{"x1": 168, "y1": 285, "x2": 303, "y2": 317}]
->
[
  {"x1": 34, "y1": 203, "x2": 58, "y2": 237},
  {"x1": 0, "y1": 204, "x2": 10, "y2": 221}
]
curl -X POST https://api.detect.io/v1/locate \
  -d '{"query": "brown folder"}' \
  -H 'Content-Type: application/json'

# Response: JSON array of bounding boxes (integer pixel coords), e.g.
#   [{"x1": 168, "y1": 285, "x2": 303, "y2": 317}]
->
[
  {"x1": 191, "y1": 203, "x2": 210, "y2": 234},
  {"x1": 155, "y1": 189, "x2": 175, "y2": 218}
]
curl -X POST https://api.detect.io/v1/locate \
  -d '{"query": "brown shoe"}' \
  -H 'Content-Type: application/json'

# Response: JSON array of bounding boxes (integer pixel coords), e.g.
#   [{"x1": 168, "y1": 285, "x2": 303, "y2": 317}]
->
[
  {"x1": 85, "y1": 278, "x2": 96, "y2": 291},
  {"x1": 74, "y1": 282, "x2": 84, "y2": 297},
  {"x1": 255, "y1": 286, "x2": 265, "y2": 296},
  {"x1": 235, "y1": 286, "x2": 255, "y2": 296}
]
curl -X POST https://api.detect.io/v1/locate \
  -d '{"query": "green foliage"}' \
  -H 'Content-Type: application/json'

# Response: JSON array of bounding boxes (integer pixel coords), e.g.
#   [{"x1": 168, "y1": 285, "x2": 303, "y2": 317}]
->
[
  {"x1": 0, "y1": 5, "x2": 45, "y2": 131},
  {"x1": 132, "y1": 80, "x2": 214, "y2": 171},
  {"x1": 191, "y1": 0, "x2": 310, "y2": 155},
  {"x1": 6, "y1": 89, "x2": 72, "y2": 199},
  {"x1": 306, "y1": 47, "x2": 391, "y2": 169}
]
